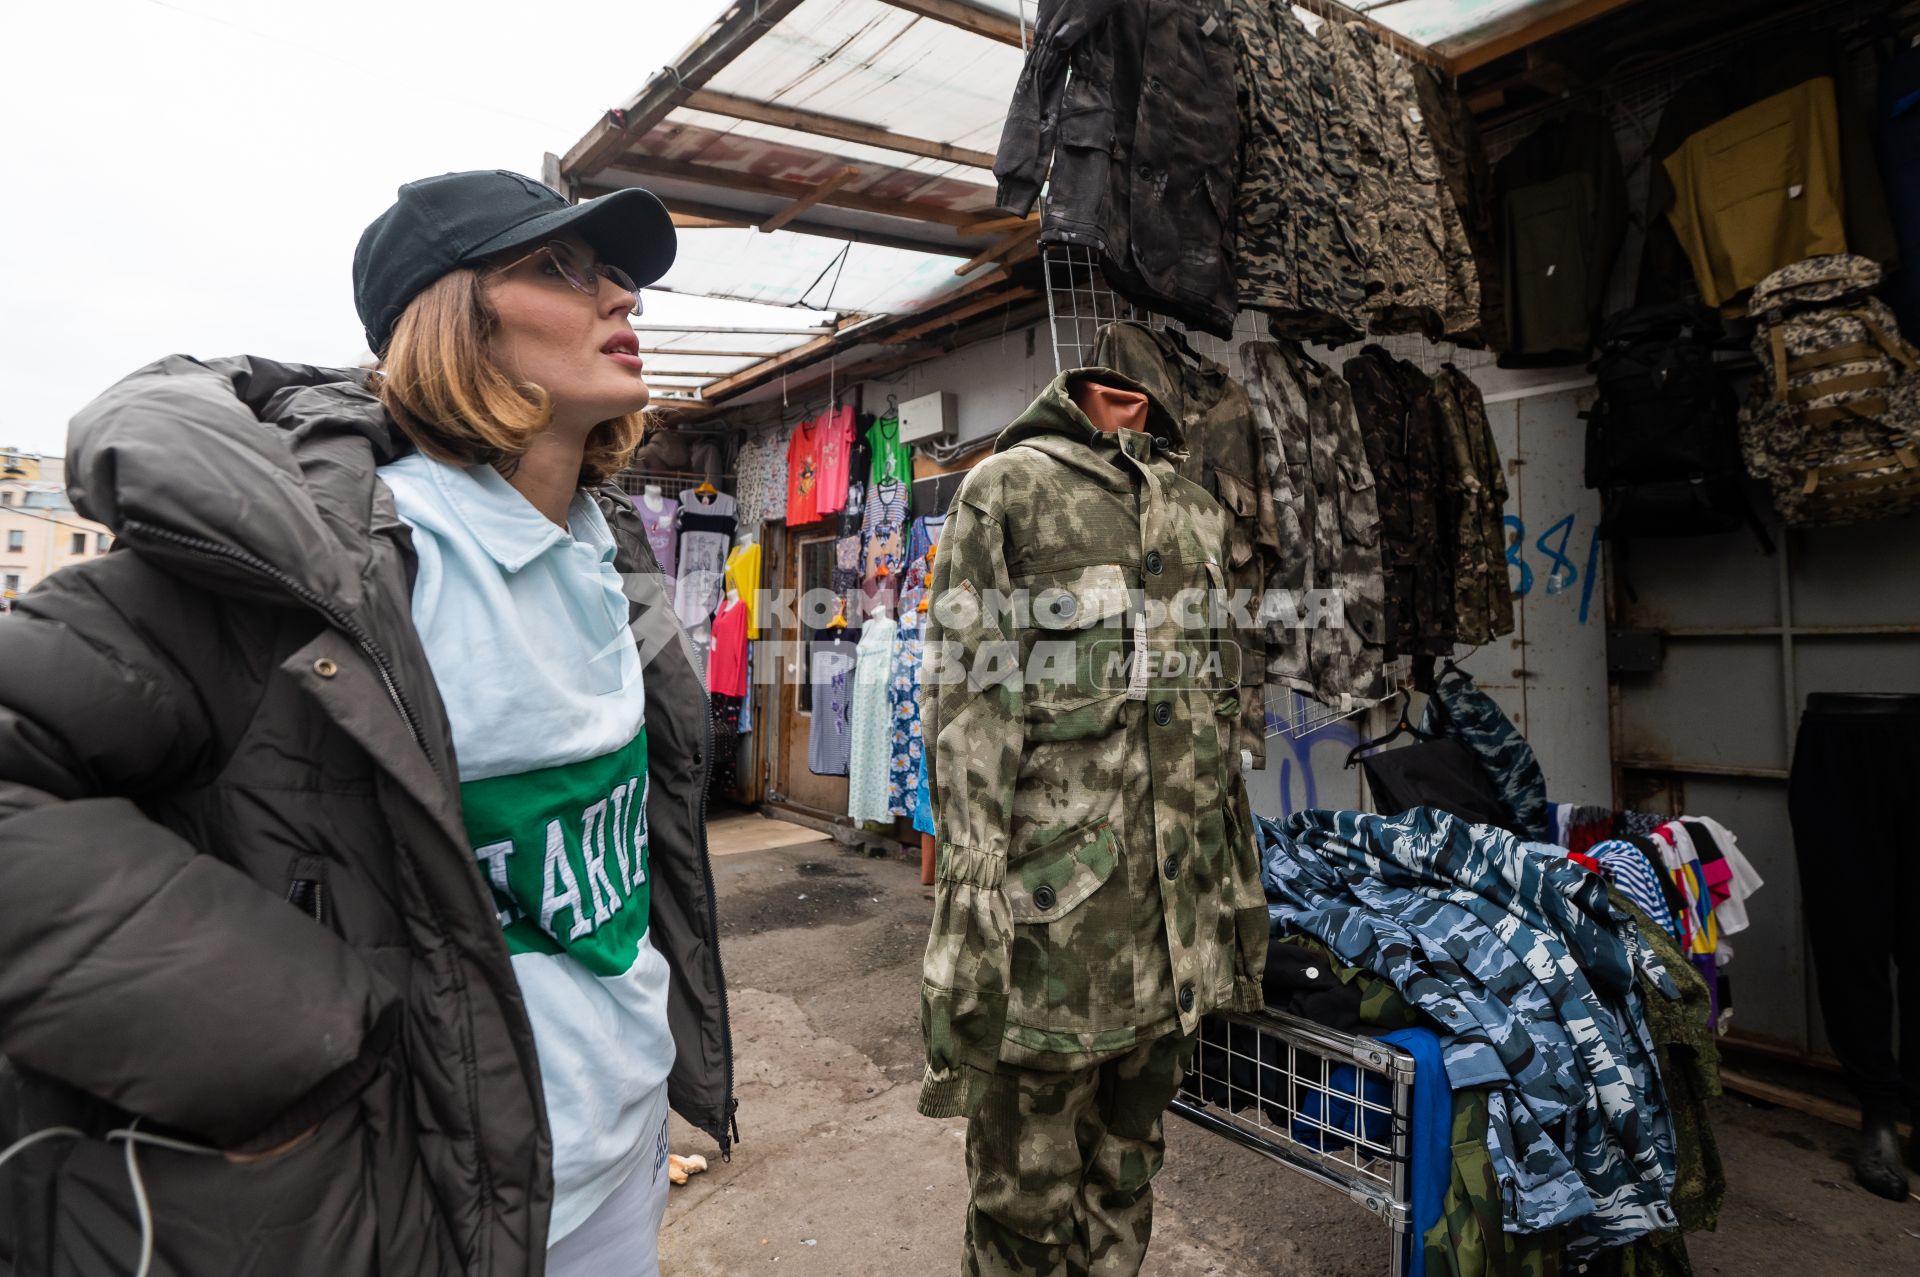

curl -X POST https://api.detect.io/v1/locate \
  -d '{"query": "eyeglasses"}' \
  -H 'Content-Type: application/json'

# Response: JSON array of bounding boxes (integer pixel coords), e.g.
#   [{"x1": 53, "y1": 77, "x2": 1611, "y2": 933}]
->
[{"x1": 493, "y1": 241, "x2": 643, "y2": 314}]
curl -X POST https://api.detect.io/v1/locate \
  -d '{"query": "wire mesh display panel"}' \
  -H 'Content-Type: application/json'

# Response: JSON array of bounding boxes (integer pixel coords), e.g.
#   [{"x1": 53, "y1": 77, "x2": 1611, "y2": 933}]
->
[{"x1": 1173, "y1": 1007, "x2": 1418, "y2": 1277}]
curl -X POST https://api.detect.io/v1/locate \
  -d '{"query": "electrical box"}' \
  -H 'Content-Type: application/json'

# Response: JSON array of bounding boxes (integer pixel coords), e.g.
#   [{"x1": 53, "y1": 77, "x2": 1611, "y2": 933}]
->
[{"x1": 898, "y1": 391, "x2": 957, "y2": 444}]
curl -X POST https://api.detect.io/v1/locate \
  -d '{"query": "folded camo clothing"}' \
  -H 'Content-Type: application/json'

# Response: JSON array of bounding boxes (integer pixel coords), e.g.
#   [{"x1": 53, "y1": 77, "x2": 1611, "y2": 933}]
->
[{"x1": 1259, "y1": 807, "x2": 1681, "y2": 1254}]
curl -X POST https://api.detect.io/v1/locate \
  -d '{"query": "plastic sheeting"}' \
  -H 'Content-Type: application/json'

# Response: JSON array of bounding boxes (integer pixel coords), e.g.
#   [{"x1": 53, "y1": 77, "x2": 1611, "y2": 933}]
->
[
  {"x1": 656, "y1": 226, "x2": 974, "y2": 313},
  {"x1": 699, "y1": 0, "x2": 1024, "y2": 168}
]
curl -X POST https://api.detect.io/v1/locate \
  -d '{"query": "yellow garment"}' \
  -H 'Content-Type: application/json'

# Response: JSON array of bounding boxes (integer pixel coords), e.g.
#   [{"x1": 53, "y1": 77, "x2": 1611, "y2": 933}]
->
[
  {"x1": 724, "y1": 541, "x2": 761, "y2": 637},
  {"x1": 1664, "y1": 77, "x2": 1846, "y2": 308}
]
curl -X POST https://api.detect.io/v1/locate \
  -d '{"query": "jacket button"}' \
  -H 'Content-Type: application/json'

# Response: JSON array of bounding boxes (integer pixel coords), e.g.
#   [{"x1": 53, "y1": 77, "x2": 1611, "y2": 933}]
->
[
  {"x1": 1178, "y1": 984, "x2": 1195, "y2": 1013},
  {"x1": 1137, "y1": 163, "x2": 1152, "y2": 179},
  {"x1": 1145, "y1": 550, "x2": 1163, "y2": 575},
  {"x1": 1153, "y1": 702, "x2": 1173, "y2": 727},
  {"x1": 1152, "y1": 435, "x2": 1170, "y2": 451},
  {"x1": 1033, "y1": 884, "x2": 1057, "y2": 911},
  {"x1": 1163, "y1": 855, "x2": 1179, "y2": 880},
  {"x1": 313, "y1": 658, "x2": 338, "y2": 678},
  {"x1": 692, "y1": 750, "x2": 704, "y2": 767},
  {"x1": 1054, "y1": 593, "x2": 1078, "y2": 620}
]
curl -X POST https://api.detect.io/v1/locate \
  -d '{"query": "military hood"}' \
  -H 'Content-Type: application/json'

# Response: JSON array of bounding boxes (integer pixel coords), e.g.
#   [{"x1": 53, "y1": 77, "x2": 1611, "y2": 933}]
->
[
  {"x1": 67, "y1": 355, "x2": 413, "y2": 612},
  {"x1": 996, "y1": 366, "x2": 1186, "y2": 452}
]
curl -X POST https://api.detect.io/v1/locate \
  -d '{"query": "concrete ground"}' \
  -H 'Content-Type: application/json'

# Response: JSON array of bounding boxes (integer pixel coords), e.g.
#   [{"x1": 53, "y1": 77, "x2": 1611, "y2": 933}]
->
[{"x1": 661, "y1": 824, "x2": 1920, "y2": 1276}]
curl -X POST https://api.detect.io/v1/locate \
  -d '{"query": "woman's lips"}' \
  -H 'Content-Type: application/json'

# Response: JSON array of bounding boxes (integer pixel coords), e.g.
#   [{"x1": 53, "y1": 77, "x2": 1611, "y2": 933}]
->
[{"x1": 604, "y1": 352, "x2": 645, "y2": 371}]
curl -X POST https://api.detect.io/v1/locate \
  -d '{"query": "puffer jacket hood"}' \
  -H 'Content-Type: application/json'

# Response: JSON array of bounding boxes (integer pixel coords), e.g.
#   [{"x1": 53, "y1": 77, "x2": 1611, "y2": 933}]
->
[{"x1": 68, "y1": 355, "x2": 404, "y2": 610}]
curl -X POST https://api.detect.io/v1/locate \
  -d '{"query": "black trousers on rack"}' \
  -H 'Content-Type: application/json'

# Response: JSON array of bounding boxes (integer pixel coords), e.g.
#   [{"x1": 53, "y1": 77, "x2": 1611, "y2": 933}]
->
[{"x1": 1787, "y1": 694, "x2": 1920, "y2": 1118}]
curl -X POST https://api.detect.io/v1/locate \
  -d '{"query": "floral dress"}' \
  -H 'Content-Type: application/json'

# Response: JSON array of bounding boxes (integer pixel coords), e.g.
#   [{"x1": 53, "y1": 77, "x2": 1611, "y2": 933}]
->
[{"x1": 886, "y1": 606, "x2": 926, "y2": 820}]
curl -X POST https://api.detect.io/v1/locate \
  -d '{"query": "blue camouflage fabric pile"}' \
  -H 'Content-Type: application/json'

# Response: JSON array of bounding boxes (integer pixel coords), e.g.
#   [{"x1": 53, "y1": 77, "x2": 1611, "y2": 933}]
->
[{"x1": 1258, "y1": 807, "x2": 1682, "y2": 1255}]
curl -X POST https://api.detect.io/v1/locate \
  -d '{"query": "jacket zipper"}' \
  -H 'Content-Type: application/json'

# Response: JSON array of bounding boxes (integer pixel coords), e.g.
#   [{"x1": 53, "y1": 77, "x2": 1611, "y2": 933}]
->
[
  {"x1": 123, "y1": 520, "x2": 439, "y2": 776},
  {"x1": 695, "y1": 694, "x2": 740, "y2": 1159}
]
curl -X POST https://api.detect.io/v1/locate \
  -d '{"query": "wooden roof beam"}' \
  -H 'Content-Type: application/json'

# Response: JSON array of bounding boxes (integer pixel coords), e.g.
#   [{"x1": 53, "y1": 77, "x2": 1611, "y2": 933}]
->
[
  {"x1": 760, "y1": 166, "x2": 861, "y2": 234},
  {"x1": 1444, "y1": 0, "x2": 1640, "y2": 76},
  {"x1": 684, "y1": 89, "x2": 997, "y2": 170},
  {"x1": 885, "y1": 286, "x2": 1038, "y2": 343},
  {"x1": 878, "y1": 0, "x2": 1026, "y2": 49},
  {"x1": 608, "y1": 154, "x2": 989, "y2": 229},
  {"x1": 598, "y1": 187, "x2": 980, "y2": 258},
  {"x1": 561, "y1": 0, "x2": 810, "y2": 181},
  {"x1": 953, "y1": 223, "x2": 1039, "y2": 277}
]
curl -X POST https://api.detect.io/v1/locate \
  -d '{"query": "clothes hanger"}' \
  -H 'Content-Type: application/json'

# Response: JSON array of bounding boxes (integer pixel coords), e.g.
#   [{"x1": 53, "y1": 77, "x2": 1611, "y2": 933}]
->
[
  {"x1": 694, "y1": 476, "x2": 718, "y2": 499},
  {"x1": 827, "y1": 595, "x2": 849, "y2": 629},
  {"x1": 1343, "y1": 690, "x2": 1437, "y2": 769}
]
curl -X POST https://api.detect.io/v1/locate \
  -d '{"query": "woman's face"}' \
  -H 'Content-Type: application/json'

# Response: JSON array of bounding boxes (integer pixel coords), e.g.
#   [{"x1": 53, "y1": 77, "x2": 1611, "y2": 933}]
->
[{"x1": 483, "y1": 232, "x2": 649, "y2": 433}]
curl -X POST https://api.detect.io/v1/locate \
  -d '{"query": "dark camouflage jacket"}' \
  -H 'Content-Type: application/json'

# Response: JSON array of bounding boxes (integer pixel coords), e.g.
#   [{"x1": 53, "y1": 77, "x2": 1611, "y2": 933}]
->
[
  {"x1": 917, "y1": 368, "x2": 1266, "y2": 1118},
  {"x1": 994, "y1": 0, "x2": 1239, "y2": 337}
]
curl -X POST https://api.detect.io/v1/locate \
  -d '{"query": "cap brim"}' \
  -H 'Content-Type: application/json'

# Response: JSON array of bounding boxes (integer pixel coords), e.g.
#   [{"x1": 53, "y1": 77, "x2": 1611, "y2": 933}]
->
[{"x1": 464, "y1": 186, "x2": 677, "y2": 289}]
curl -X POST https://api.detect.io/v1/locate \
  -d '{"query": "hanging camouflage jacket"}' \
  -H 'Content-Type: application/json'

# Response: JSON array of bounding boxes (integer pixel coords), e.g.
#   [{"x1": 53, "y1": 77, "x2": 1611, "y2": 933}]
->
[
  {"x1": 917, "y1": 368, "x2": 1267, "y2": 1119},
  {"x1": 1227, "y1": 0, "x2": 1369, "y2": 342},
  {"x1": 1433, "y1": 365, "x2": 1516, "y2": 646},
  {"x1": 1241, "y1": 342, "x2": 1388, "y2": 710},
  {"x1": 1346, "y1": 345, "x2": 1457, "y2": 660},
  {"x1": 995, "y1": 0, "x2": 1240, "y2": 336},
  {"x1": 1093, "y1": 321, "x2": 1275, "y2": 764}
]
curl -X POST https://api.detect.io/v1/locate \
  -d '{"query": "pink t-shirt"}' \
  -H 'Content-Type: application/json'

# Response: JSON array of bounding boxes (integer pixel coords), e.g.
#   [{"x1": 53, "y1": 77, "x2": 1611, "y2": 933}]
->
[
  {"x1": 813, "y1": 406, "x2": 855, "y2": 516},
  {"x1": 785, "y1": 416, "x2": 821, "y2": 526},
  {"x1": 707, "y1": 598, "x2": 749, "y2": 697}
]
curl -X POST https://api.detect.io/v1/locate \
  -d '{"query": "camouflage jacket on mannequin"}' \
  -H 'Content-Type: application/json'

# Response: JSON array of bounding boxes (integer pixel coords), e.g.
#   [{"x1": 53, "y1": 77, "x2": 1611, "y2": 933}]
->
[{"x1": 916, "y1": 367, "x2": 1266, "y2": 1119}]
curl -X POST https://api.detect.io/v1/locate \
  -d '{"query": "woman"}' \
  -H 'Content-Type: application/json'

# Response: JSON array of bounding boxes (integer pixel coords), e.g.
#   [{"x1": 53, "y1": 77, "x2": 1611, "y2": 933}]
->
[{"x1": 0, "y1": 170, "x2": 732, "y2": 1276}]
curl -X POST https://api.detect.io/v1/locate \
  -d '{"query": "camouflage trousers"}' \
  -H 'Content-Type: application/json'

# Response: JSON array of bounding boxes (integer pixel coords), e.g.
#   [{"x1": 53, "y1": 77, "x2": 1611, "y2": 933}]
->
[{"x1": 963, "y1": 1032, "x2": 1195, "y2": 1277}]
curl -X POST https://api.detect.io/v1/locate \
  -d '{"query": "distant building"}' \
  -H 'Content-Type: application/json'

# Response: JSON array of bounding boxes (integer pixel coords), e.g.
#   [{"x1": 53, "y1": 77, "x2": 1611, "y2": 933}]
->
[{"x1": 0, "y1": 448, "x2": 114, "y2": 607}]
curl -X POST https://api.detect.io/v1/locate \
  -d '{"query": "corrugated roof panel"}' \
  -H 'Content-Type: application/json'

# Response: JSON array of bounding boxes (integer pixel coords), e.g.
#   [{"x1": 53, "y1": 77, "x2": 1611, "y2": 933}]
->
[
  {"x1": 703, "y1": 0, "x2": 1024, "y2": 155},
  {"x1": 655, "y1": 225, "x2": 974, "y2": 313}
]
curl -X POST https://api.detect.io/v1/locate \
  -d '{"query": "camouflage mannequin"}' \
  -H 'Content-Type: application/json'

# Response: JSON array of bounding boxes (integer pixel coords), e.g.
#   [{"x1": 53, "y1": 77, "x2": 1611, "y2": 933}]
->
[{"x1": 917, "y1": 367, "x2": 1266, "y2": 1276}]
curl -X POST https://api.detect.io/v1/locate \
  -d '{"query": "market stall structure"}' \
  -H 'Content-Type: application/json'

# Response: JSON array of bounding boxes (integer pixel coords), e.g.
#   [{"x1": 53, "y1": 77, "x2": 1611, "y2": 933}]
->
[{"x1": 544, "y1": 0, "x2": 1920, "y2": 1259}]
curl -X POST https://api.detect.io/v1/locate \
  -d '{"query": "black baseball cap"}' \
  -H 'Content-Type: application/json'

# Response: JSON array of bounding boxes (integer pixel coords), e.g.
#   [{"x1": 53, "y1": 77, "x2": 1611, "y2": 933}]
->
[{"x1": 353, "y1": 170, "x2": 676, "y2": 355}]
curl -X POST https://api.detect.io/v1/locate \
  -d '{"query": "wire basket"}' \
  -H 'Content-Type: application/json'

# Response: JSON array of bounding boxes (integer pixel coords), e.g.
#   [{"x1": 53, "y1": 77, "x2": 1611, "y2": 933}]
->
[{"x1": 1174, "y1": 1007, "x2": 1418, "y2": 1277}]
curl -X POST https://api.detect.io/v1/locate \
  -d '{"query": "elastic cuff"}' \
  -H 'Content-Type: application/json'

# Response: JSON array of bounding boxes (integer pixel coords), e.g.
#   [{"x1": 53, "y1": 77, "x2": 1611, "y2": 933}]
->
[
  {"x1": 937, "y1": 844, "x2": 1004, "y2": 889},
  {"x1": 916, "y1": 1061, "x2": 994, "y2": 1120}
]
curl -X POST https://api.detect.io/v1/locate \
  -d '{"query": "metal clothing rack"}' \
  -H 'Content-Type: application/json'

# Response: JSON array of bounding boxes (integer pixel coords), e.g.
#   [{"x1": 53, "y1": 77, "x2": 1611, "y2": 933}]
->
[
  {"x1": 1172, "y1": 1007, "x2": 1419, "y2": 1277},
  {"x1": 614, "y1": 469, "x2": 735, "y2": 498}
]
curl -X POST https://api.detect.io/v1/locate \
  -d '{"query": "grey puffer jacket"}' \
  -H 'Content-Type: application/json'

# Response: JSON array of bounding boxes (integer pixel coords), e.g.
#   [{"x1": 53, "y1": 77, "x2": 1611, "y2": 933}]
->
[{"x1": 0, "y1": 356, "x2": 733, "y2": 1276}]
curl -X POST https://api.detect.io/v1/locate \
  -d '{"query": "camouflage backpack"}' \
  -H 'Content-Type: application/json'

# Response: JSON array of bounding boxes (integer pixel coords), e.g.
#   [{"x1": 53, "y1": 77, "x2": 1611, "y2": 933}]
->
[{"x1": 1740, "y1": 253, "x2": 1920, "y2": 525}]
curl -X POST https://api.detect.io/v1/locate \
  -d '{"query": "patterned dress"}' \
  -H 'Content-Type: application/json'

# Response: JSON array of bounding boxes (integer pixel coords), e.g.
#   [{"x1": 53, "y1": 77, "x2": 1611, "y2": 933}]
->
[
  {"x1": 846, "y1": 613, "x2": 899, "y2": 824},
  {"x1": 732, "y1": 430, "x2": 787, "y2": 530},
  {"x1": 887, "y1": 607, "x2": 927, "y2": 820}
]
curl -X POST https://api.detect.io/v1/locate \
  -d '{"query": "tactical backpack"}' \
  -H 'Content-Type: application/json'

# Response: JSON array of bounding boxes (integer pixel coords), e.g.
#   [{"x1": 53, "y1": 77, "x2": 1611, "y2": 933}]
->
[
  {"x1": 1584, "y1": 303, "x2": 1769, "y2": 547},
  {"x1": 1740, "y1": 253, "x2": 1920, "y2": 526}
]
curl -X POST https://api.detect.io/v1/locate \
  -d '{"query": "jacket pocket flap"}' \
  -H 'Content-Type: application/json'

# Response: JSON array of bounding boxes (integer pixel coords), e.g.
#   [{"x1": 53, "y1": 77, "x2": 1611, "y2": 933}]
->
[
  {"x1": 1008, "y1": 823, "x2": 1119, "y2": 923},
  {"x1": 1029, "y1": 564, "x2": 1132, "y2": 630},
  {"x1": 1057, "y1": 107, "x2": 1116, "y2": 152}
]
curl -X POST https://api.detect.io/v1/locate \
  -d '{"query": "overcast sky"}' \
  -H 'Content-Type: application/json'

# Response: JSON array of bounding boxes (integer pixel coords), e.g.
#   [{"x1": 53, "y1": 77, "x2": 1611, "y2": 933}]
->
[{"x1": 0, "y1": 0, "x2": 797, "y2": 457}]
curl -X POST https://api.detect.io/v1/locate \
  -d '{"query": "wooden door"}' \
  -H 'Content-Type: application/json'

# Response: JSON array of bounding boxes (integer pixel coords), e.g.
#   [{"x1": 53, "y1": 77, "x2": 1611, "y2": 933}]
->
[{"x1": 771, "y1": 526, "x2": 849, "y2": 817}]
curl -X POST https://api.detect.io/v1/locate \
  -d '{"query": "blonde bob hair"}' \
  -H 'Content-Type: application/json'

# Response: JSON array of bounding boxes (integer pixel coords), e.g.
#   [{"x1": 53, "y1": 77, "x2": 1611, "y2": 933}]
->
[{"x1": 374, "y1": 266, "x2": 646, "y2": 486}]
